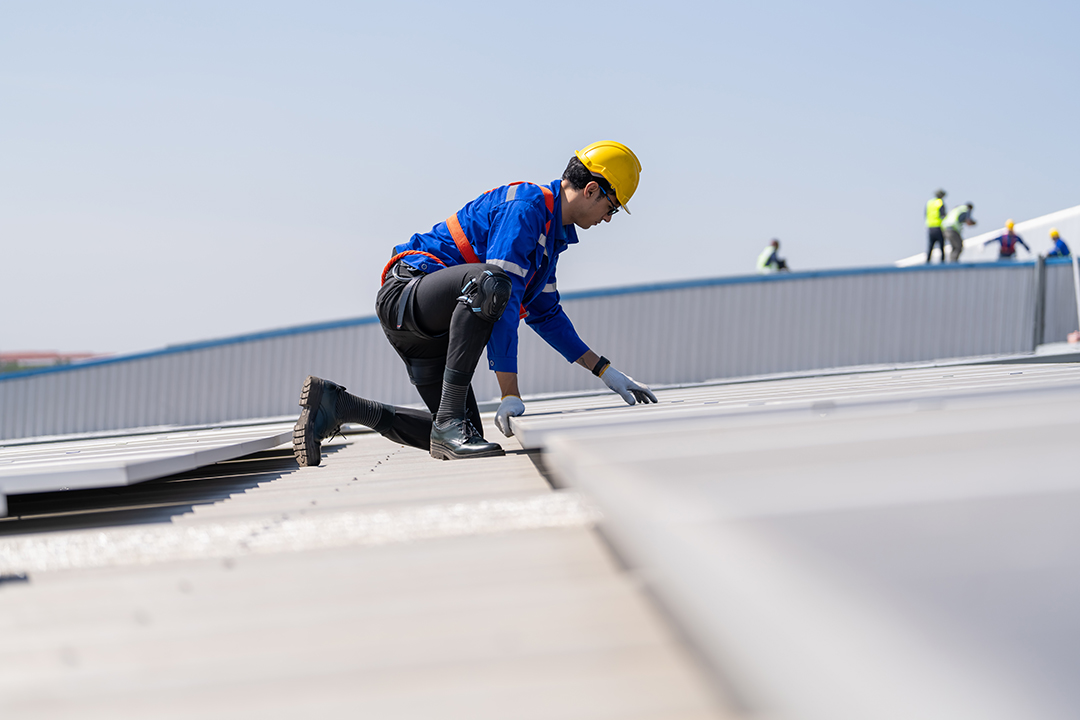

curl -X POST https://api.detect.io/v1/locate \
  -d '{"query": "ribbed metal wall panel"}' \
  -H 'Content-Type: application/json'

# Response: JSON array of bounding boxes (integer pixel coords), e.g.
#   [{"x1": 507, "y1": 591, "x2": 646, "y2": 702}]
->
[
  {"x1": 0, "y1": 322, "x2": 418, "y2": 440},
  {"x1": 1044, "y1": 259, "x2": 1080, "y2": 344},
  {"x1": 513, "y1": 263, "x2": 1038, "y2": 394},
  {"x1": 0, "y1": 262, "x2": 1062, "y2": 440}
]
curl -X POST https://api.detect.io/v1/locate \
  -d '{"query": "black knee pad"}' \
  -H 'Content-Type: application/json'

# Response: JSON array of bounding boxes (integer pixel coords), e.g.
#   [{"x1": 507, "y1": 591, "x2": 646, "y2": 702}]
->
[{"x1": 458, "y1": 269, "x2": 512, "y2": 323}]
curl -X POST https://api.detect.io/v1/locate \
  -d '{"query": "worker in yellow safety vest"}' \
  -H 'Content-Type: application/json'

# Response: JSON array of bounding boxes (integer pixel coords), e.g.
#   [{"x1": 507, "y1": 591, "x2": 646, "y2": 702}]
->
[
  {"x1": 757, "y1": 239, "x2": 788, "y2": 274},
  {"x1": 941, "y1": 202, "x2": 976, "y2": 262},
  {"x1": 925, "y1": 189, "x2": 947, "y2": 263}
]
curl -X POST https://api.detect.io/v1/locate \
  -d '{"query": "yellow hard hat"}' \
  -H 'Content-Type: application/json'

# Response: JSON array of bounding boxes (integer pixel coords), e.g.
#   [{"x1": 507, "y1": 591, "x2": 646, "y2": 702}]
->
[
  {"x1": 1051, "y1": 227, "x2": 1060, "y2": 238},
  {"x1": 575, "y1": 140, "x2": 641, "y2": 213},
  {"x1": 1005, "y1": 219, "x2": 1015, "y2": 230}
]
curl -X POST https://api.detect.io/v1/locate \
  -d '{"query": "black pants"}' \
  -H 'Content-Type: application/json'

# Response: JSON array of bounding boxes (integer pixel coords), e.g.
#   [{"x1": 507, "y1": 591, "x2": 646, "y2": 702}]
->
[
  {"x1": 926, "y1": 227, "x2": 945, "y2": 263},
  {"x1": 370, "y1": 262, "x2": 506, "y2": 450}
]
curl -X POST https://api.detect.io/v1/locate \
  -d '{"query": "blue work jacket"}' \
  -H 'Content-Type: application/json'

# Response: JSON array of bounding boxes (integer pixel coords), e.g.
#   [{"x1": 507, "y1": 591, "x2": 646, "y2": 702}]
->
[
  {"x1": 985, "y1": 231, "x2": 1029, "y2": 257},
  {"x1": 393, "y1": 179, "x2": 590, "y2": 373}
]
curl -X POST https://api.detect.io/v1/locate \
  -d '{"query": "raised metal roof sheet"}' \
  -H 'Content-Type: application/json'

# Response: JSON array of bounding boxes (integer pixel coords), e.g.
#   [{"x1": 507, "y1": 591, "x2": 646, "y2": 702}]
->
[
  {"x1": 0, "y1": 423, "x2": 294, "y2": 516},
  {"x1": 513, "y1": 362, "x2": 1080, "y2": 720}
]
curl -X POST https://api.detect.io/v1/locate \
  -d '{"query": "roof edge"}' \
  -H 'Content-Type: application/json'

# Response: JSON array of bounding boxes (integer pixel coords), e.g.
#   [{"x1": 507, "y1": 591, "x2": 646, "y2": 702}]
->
[{"x1": 1, "y1": 261, "x2": 1054, "y2": 382}]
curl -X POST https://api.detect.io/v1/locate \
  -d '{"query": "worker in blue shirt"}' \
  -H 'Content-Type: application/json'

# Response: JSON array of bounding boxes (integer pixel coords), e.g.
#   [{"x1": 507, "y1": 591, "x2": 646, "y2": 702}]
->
[
  {"x1": 1046, "y1": 227, "x2": 1071, "y2": 258},
  {"x1": 292, "y1": 141, "x2": 657, "y2": 465},
  {"x1": 985, "y1": 219, "x2": 1030, "y2": 260}
]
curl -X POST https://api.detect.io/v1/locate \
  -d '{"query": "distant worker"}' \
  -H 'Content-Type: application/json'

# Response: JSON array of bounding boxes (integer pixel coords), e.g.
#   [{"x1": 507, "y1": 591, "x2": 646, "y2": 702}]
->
[
  {"x1": 941, "y1": 201, "x2": 976, "y2": 262},
  {"x1": 291, "y1": 141, "x2": 657, "y2": 465},
  {"x1": 1046, "y1": 227, "x2": 1071, "y2": 258},
  {"x1": 925, "y1": 189, "x2": 947, "y2": 263},
  {"x1": 756, "y1": 239, "x2": 789, "y2": 274},
  {"x1": 984, "y1": 219, "x2": 1030, "y2": 260}
]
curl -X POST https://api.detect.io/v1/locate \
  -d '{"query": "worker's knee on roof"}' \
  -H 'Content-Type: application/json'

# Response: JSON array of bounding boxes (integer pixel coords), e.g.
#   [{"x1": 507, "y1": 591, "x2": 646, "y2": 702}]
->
[
  {"x1": 459, "y1": 268, "x2": 512, "y2": 323},
  {"x1": 404, "y1": 357, "x2": 445, "y2": 387}
]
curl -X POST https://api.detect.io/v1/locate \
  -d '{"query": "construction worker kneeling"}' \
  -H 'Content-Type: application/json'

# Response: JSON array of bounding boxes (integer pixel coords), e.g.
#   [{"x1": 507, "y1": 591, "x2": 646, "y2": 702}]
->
[{"x1": 293, "y1": 141, "x2": 657, "y2": 464}]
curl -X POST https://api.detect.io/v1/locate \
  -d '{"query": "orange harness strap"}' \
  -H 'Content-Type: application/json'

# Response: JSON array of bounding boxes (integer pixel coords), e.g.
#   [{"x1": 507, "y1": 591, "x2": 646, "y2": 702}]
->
[
  {"x1": 446, "y1": 183, "x2": 554, "y2": 320},
  {"x1": 384, "y1": 184, "x2": 556, "y2": 320},
  {"x1": 446, "y1": 212, "x2": 481, "y2": 264},
  {"x1": 445, "y1": 182, "x2": 554, "y2": 265}
]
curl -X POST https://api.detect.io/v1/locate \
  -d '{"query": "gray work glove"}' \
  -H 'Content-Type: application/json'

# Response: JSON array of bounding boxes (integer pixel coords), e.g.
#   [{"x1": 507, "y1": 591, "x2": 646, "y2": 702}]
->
[
  {"x1": 494, "y1": 395, "x2": 525, "y2": 437},
  {"x1": 601, "y1": 366, "x2": 658, "y2": 405}
]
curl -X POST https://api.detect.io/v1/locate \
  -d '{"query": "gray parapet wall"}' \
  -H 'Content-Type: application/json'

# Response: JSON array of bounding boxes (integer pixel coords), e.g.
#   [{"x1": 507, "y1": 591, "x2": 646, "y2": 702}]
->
[{"x1": 1, "y1": 261, "x2": 1075, "y2": 441}]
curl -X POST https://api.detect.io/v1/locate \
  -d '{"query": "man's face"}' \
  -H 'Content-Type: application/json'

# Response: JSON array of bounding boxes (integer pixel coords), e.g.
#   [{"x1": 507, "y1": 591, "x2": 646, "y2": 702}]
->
[{"x1": 576, "y1": 183, "x2": 619, "y2": 229}]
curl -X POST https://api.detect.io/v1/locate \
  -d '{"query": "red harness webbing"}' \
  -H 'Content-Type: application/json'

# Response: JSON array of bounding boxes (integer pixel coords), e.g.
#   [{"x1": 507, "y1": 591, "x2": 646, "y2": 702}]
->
[{"x1": 380, "y1": 250, "x2": 446, "y2": 286}]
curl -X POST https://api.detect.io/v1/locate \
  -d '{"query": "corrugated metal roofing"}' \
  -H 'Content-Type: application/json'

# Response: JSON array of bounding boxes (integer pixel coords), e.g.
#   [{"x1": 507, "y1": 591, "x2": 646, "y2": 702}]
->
[
  {"x1": 0, "y1": 423, "x2": 294, "y2": 517},
  {"x1": 511, "y1": 361, "x2": 1080, "y2": 448},
  {"x1": 6, "y1": 357, "x2": 1080, "y2": 718},
  {"x1": 0, "y1": 422, "x2": 733, "y2": 719},
  {"x1": 514, "y1": 362, "x2": 1080, "y2": 720}
]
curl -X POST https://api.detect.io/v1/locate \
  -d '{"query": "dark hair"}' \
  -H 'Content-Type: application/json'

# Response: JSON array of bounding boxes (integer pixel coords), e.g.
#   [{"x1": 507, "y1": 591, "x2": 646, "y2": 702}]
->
[{"x1": 562, "y1": 156, "x2": 615, "y2": 200}]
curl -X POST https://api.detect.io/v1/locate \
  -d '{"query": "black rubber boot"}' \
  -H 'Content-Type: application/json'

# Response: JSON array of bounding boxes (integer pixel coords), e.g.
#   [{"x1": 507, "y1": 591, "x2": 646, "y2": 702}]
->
[
  {"x1": 293, "y1": 375, "x2": 344, "y2": 467},
  {"x1": 430, "y1": 419, "x2": 504, "y2": 460}
]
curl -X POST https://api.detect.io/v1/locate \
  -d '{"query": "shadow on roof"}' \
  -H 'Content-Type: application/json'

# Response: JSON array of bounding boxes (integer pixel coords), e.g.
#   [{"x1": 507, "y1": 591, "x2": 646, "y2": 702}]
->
[{"x1": 0, "y1": 445, "x2": 344, "y2": 536}]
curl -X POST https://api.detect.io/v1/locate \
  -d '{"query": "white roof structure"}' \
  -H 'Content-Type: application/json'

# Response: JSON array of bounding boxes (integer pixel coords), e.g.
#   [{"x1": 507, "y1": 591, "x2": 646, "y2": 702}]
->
[
  {"x1": 897, "y1": 204, "x2": 1080, "y2": 266},
  {"x1": 3, "y1": 356, "x2": 1080, "y2": 718}
]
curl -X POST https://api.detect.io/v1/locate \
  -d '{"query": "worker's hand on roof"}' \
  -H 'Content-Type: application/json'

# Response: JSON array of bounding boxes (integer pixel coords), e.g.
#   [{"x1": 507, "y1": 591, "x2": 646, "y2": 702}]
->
[
  {"x1": 601, "y1": 366, "x2": 658, "y2": 406},
  {"x1": 494, "y1": 395, "x2": 525, "y2": 437}
]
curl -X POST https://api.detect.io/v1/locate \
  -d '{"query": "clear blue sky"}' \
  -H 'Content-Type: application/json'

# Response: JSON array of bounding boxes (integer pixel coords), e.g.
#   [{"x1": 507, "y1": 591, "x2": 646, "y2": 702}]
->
[{"x1": 2, "y1": 0, "x2": 1077, "y2": 354}]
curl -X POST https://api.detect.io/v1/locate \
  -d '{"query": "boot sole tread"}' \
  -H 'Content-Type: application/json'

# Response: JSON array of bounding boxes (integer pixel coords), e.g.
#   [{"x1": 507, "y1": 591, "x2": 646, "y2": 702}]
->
[{"x1": 293, "y1": 376, "x2": 323, "y2": 467}]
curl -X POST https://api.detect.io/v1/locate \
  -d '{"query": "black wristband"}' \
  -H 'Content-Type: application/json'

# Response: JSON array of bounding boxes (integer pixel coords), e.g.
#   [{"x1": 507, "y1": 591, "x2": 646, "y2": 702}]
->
[{"x1": 592, "y1": 356, "x2": 611, "y2": 377}]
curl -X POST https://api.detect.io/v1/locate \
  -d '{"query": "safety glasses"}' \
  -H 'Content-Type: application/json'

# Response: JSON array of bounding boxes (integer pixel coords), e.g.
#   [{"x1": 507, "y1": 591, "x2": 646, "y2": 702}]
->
[{"x1": 597, "y1": 184, "x2": 620, "y2": 217}]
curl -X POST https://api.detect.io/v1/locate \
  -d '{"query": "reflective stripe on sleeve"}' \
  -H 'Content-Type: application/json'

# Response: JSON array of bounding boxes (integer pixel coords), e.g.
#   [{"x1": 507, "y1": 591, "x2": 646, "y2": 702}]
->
[{"x1": 488, "y1": 258, "x2": 528, "y2": 277}]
